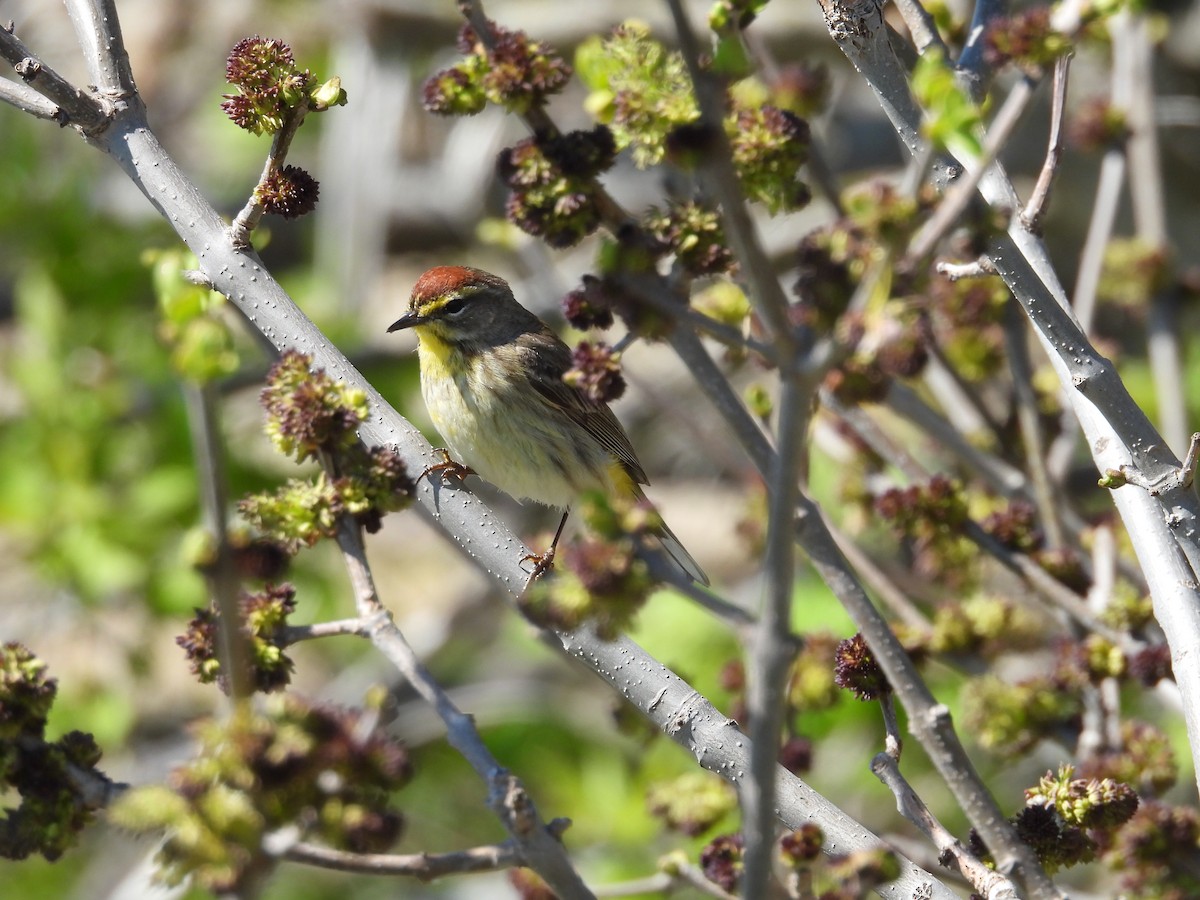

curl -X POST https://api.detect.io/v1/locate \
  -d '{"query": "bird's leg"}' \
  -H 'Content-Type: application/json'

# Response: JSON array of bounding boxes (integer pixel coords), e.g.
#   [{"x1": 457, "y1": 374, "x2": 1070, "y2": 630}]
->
[
  {"x1": 417, "y1": 448, "x2": 475, "y2": 486},
  {"x1": 523, "y1": 509, "x2": 570, "y2": 580}
]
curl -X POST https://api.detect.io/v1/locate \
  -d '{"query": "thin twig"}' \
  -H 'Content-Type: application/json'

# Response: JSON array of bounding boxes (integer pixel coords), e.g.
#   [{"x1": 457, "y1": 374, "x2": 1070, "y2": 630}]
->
[
  {"x1": 63, "y1": 0, "x2": 137, "y2": 98},
  {"x1": 184, "y1": 382, "x2": 252, "y2": 699},
  {"x1": 284, "y1": 829, "x2": 564, "y2": 877},
  {"x1": 879, "y1": 693, "x2": 903, "y2": 759},
  {"x1": 1021, "y1": 54, "x2": 1072, "y2": 231},
  {"x1": 617, "y1": 271, "x2": 778, "y2": 362},
  {"x1": 885, "y1": 382, "x2": 1026, "y2": 495},
  {"x1": 820, "y1": 388, "x2": 927, "y2": 483},
  {"x1": 1002, "y1": 303, "x2": 1067, "y2": 549},
  {"x1": 665, "y1": 325, "x2": 776, "y2": 476},
  {"x1": 824, "y1": 518, "x2": 932, "y2": 631},
  {"x1": 1119, "y1": 14, "x2": 1187, "y2": 457},
  {"x1": 0, "y1": 76, "x2": 64, "y2": 121},
  {"x1": 331, "y1": 516, "x2": 594, "y2": 900},
  {"x1": 892, "y1": 0, "x2": 948, "y2": 56},
  {"x1": 964, "y1": 519, "x2": 1136, "y2": 650},
  {"x1": 936, "y1": 257, "x2": 995, "y2": 280},
  {"x1": 906, "y1": 73, "x2": 1040, "y2": 265},
  {"x1": 871, "y1": 751, "x2": 1020, "y2": 900},
  {"x1": 229, "y1": 94, "x2": 312, "y2": 249},
  {"x1": 1067, "y1": 149, "x2": 1124, "y2": 337},
  {"x1": 921, "y1": 339, "x2": 1004, "y2": 444},
  {"x1": 594, "y1": 865, "x2": 738, "y2": 899},
  {"x1": 279, "y1": 617, "x2": 368, "y2": 644},
  {"x1": 0, "y1": 22, "x2": 109, "y2": 132},
  {"x1": 956, "y1": 0, "x2": 1009, "y2": 97},
  {"x1": 658, "y1": 568, "x2": 758, "y2": 632},
  {"x1": 663, "y1": 0, "x2": 798, "y2": 356},
  {"x1": 744, "y1": 376, "x2": 807, "y2": 897}
]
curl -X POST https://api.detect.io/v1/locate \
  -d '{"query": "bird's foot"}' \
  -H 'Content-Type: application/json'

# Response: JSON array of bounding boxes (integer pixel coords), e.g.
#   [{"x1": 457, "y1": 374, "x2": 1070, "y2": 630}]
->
[
  {"x1": 418, "y1": 448, "x2": 475, "y2": 486},
  {"x1": 521, "y1": 510, "x2": 569, "y2": 581},
  {"x1": 521, "y1": 545, "x2": 557, "y2": 581}
]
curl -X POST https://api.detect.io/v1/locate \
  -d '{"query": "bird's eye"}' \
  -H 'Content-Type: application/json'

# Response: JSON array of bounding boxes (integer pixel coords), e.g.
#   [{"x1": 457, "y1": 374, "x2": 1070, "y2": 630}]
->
[{"x1": 442, "y1": 297, "x2": 467, "y2": 316}]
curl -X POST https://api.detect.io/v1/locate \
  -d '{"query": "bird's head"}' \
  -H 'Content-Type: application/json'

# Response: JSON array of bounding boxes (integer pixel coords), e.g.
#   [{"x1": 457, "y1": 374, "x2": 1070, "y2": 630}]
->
[{"x1": 387, "y1": 266, "x2": 537, "y2": 349}]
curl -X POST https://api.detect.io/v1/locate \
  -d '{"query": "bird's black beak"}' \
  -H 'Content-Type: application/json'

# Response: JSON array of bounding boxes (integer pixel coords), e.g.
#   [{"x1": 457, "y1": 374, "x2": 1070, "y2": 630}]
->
[{"x1": 387, "y1": 311, "x2": 424, "y2": 333}]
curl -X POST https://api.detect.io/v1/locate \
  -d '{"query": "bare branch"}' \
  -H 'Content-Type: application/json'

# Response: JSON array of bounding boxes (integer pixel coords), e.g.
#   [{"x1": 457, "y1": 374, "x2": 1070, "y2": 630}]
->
[
  {"x1": 892, "y1": 0, "x2": 948, "y2": 56},
  {"x1": 64, "y1": 0, "x2": 136, "y2": 97},
  {"x1": 0, "y1": 76, "x2": 64, "y2": 121},
  {"x1": 872, "y1": 751, "x2": 1020, "y2": 900},
  {"x1": 556, "y1": 626, "x2": 961, "y2": 900},
  {"x1": 595, "y1": 867, "x2": 737, "y2": 899},
  {"x1": 1117, "y1": 14, "x2": 1187, "y2": 457},
  {"x1": 743, "y1": 377, "x2": 807, "y2": 897},
  {"x1": 956, "y1": 0, "x2": 1008, "y2": 96},
  {"x1": 1068, "y1": 149, "x2": 1124, "y2": 337},
  {"x1": 330, "y1": 516, "x2": 593, "y2": 899},
  {"x1": 1021, "y1": 54, "x2": 1071, "y2": 231},
  {"x1": 184, "y1": 382, "x2": 252, "y2": 699},
  {"x1": 284, "y1": 830, "x2": 554, "y2": 877},
  {"x1": 825, "y1": 520, "x2": 932, "y2": 631},
  {"x1": 278, "y1": 617, "x2": 368, "y2": 644},
  {"x1": 906, "y1": 72, "x2": 1040, "y2": 265},
  {"x1": 1002, "y1": 303, "x2": 1067, "y2": 549},
  {"x1": 936, "y1": 257, "x2": 996, "y2": 280},
  {"x1": 0, "y1": 22, "x2": 109, "y2": 132},
  {"x1": 662, "y1": 323, "x2": 776, "y2": 476}
]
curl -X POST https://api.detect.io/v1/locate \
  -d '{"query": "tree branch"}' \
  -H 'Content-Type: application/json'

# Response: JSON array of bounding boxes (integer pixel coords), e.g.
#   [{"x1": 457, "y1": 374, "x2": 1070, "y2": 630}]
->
[
  {"x1": 330, "y1": 515, "x2": 594, "y2": 899},
  {"x1": 905, "y1": 71, "x2": 1041, "y2": 265},
  {"x1": 872, "y1": 751, "x2": 1020, "y2": 900},
  {"x1": 0, "y1": 76, "x2": 65, "y2": 122},
  {"x1": 1021, "y1": 54, "x2": 1071, "y2": 231},
  {"x1": 283, "y1": 827, "x2": 570, "y2": 878},
  {"x1": 743, "y1": 376, "x2": 807, "y2": 896},
  {"x1": 184, "y1": 381, "x2": 252, "y2": 699},
  {"x1": 63, "y1": 0, "x2": 136, "y2": 98},
  {"x1": 0, "y1": 21, "x2": 110, "y2": 132},
  {"x1": 229, "y1": 95, "x2": 311, "y2": 249},
  {"x1": 663, "y1": 0, "x2": 798, "y2": 357}
]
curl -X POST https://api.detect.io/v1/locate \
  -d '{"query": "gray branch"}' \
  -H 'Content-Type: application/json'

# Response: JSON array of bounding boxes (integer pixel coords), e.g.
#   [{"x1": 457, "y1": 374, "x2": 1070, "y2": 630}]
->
[
  {"x1": 63, "y1": 0, "x2": 136, "y2": 98},
  {"x1": 0, "y1": 76, "x2": 64, "y2": 122},
  {"x1": 333, "y1": 517, "x2": 593, "y2": 899},
  {"x1": 0, "y1": 21, "x2": 110, "y2": 131}
]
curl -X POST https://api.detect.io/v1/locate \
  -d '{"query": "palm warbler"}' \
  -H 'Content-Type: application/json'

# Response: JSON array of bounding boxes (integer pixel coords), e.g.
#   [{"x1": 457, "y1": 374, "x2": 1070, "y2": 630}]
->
[{"x1": 387, "y1": 266, "x2": 708, "y2": 585}]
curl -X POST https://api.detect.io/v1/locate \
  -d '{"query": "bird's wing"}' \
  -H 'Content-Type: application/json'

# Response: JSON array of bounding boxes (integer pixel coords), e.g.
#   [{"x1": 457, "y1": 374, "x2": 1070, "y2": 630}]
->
[{"x1": 523, "y1": 338, "x2": 650, "y2": 486}]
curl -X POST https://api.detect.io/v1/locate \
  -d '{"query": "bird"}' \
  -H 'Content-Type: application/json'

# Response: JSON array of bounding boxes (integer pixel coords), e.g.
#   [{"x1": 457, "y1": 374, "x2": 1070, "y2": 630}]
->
[{"x1": 386, "y1": 265, "x2": 708, "y2": 586}]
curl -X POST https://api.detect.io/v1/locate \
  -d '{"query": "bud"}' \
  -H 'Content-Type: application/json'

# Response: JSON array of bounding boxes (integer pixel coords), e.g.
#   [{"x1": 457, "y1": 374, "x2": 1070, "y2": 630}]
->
[{"x1": 309, "y1": 76, "x2": 347, "y2": 110}]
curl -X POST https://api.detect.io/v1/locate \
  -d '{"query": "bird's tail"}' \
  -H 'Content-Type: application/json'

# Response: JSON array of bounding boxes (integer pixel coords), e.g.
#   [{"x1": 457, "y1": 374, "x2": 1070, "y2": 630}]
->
[
  {"x1": 622, "y1": 479, "x2": 709, "y2": 586},
  {"x1": 655, "y1": 516, "x2": 710, "y2": 586}
]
